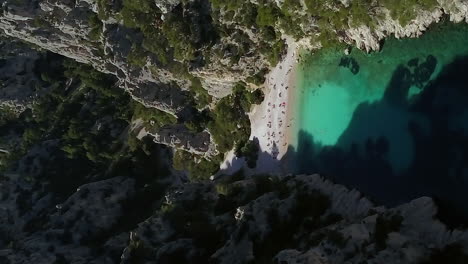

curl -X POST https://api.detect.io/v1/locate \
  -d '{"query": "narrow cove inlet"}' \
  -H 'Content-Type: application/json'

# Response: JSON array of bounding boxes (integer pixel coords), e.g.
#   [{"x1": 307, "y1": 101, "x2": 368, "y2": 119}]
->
[
  {"x1": 289, "y1": 22, "x2": 468, "y2": 220},
  {"x1": 4, "y1": 0, "x2": 468, "y2": 262}
]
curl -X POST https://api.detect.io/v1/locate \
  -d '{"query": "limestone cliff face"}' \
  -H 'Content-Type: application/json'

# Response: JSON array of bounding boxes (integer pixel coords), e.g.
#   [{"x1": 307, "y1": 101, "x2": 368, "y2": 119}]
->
[
  {"x1": 135, "y1": 121, "x2": 217, "y2": 157},
  {"x1": 1, "y1": 0, "x2": 467, "y2": 118},
  {"x1": 342, "y1": 0, "x2": 468, "y2": 52},
  {"x1": 0, "y1": 0, "x2": 271, "y2": 115},
  {"x1": 0, "y1": 0, "x2": 228, "y2": 155},
  {"x1": 1, "y1": 0, "x2": 468, "y2": 158},
  {"x1": 0, "y1": 0, "x2": 194, "y2": 115},
  {"x1": 270, "y1": 0, "x2": 468, "y2": 52}
]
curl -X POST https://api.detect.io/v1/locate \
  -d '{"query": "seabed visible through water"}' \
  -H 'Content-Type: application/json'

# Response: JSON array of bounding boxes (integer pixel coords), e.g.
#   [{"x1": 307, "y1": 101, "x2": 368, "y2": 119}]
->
[{"x1": 291, "y1": 22, "x2": 468, "y2": 222}]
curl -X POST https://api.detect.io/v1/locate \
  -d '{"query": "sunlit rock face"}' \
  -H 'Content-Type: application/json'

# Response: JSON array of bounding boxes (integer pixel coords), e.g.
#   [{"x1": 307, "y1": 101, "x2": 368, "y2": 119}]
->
[
  {"x1": 0, "y1": 0, "x2": 467, "y2": 115},
  {"x1": 342, "y1": 2, "x2": 466, "y2": 53},
  {"x1": 0, "y1": 0, "x2": 272, "y2": 115},
  {"x1": 154, "y1": 0, "x2": 182, "y2": 13},
  {"x1": 0, "y1": 0, "x2": 192, "y2": 115}
]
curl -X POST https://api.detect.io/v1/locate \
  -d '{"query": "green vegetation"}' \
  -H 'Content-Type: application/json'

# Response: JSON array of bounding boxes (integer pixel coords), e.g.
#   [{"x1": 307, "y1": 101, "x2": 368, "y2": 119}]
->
[
  {"x1": 208, "y1": 83, "x2": 263, "y2": 153},
  {"x1": 96, "y1": 0, "x2": 112, "y2": 20},
  {"x1": 0, "y1": 105, "x2": 21, "y2": 171},
  {"x1": 209, "y1": 0, "x2": 244, "y2": 11},
  {"x1": 113, "y1": 0, "x2": 217, "y2": 68},
  {"x1": 88, "y1": 13, "x2": 103, "y2": 41},
  {"x1": 214, "y1": 169, "x2": 245, "y2": 196},
  {"x1": 278, "y1": 0, "x2": 304, "y2": 39},
  {"x1": 173, "y1": 82, "x2": 261, "y2": 180},
  {"x1": 127, "y1": 44, "x2": 148, "y2": 67},
  {"x1": 235, "y1": 140, "x2": 259, "y2": 168},
  {"x1": 161, "y1": 14, "x2": 197, "y2": 61},
  {"x1": 304, "y1": 0, "x2": 375, "y2": 28},
  {"x1": 32, "y1": 16, "x2": 50, "y2": 28},
  {"x1": 189, "y1": 77, "x2": 212, "y2": 109},
  {"x1": 381, "y1": 0, "x2": 438, "y2": 26},
  {"x1": 0, "y1": 105, "x2": 17, "y2": 127},
  {"x1": 302, "y1": 0, "x2": 378, "y2": 47},
  {"x1": 262, "y1": 38, "x2": 286, "y2": 66},
  {"x1": 117, "y1": 0, "x2": 172, "y2": 66},
  {"x1": 246, "y1": 69, "x2": 268, "y2": 86},
  {"x1": 214, "y1": 0, "x2": 438, "y2": 55},
  {"x1": 209, "y1": 0, "x2": 290, "y2": 66},
  {"x1": 0, "y1": 53, "x2": 174, "y2": 198},
  {"x1": 184, "y1": 109, "x2": 211, "y2": 133},
  {"x1": 133, "y1": 103, "x2": 177, "y2": 130},
  {"x1": 256, "y1": 3, "x2": 280, "y2": 28},
  {"x1": 30, "y1": 60, "x2": 131, "y2": 166},
  {"x1": 173, "y1": 151, "x2": 222, "y2": 181}
]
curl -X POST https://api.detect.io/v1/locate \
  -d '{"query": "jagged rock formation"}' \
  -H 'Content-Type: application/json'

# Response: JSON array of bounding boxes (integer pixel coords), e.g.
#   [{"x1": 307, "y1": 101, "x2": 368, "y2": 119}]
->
[
  {"x1": 0, "y1": 0, "x2": 275, "y2": 156},
  {"x1": 1, "y1": 2, "x2": 468, "y2": 262},
  {"x1": 2, "y1": 0, "x2": 466, "y2": 158},
  {"x1": 0, "y1": 0, "x2": 272, "y2": 116},
  {"x1": 2, "y1": 173, "x2": 467, "y2": 263},
  {"x1": 115, "y1": 174, "x2": 468, "y2": 263},
  {"x1": 342, "y1": 0, "x2": 468, "y2": 52},
  {"x1": 135, "y1": 121, "x2": 217, "y2": 156},
  {"x1": 0, "y1": 0, "x2": 191, "y2": 115},
  {"x1": 0, "y1": 0, "x2": 466, "y2": 118},
  {"x1": 0, "y1": 175, "x2": 136, "y2": 263}
]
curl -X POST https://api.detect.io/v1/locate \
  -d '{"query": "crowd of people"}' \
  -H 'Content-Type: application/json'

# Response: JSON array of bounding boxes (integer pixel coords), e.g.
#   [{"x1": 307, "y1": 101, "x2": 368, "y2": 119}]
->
[{"x1": 261, "y1": 68, "x2": 295, "y2": 160}]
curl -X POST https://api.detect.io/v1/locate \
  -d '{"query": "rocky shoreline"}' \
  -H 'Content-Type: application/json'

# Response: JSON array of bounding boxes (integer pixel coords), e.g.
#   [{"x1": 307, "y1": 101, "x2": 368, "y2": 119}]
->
[{"x1": 342, "y1": 0, "x2": 468, "y2": 52}]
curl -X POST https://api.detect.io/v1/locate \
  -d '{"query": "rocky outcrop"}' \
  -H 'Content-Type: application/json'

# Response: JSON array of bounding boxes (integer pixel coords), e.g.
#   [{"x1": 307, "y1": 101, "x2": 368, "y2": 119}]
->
[
  {"x1": 135, "y1": 121, "x2": 217, "y2": 157},
  {"x1": 0, "y1": 0, "x2": 272, "y2": 116},
  {"x1": 273, "y1": 176, "x2": 468, "y2": 263},
  {"x1": 1, "y1": 0, "x2": 467, "y2": 118},
  {"x1": 2, "y1": 171, "x2": 467, "y2": 263},
  {"x1": 122, "y1": 174, "x2": 468, "y2": 263},
  {"x1": 155, "y1": 0, "x2": 182, "y2": 14},
  {"x1": 0, "y1": 0, "x2": 190, "y2": 115},
  {"x1": 0, "y1": 174, "x2": 135, "y2": 263},
  {"x1": 342, "y1": 0, "x2": 468, "y2": 52}
]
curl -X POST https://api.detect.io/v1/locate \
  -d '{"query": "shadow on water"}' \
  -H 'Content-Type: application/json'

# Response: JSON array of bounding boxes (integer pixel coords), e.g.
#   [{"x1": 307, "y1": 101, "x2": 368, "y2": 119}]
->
[{"x1": 282, "y1": 55, "x2": 468, "y2": 226}]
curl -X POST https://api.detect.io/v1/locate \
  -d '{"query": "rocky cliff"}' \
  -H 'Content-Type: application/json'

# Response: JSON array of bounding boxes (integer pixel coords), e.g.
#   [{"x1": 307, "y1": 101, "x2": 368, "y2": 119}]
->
[
  {"x1": 1, "y1": 0, "x2": 467, "y2": 116},
  {"x1": 342, "y1": 0, "x2": 468, "y2": 52},
  {"x1": 0, "y1": 0, "x2": 189, "y2": 115},
  {"x1": 0, "y1": 0, "x2": 272, "y2": 116},
  {"x1": 1, "y1": 173, "x2": 467, "y2": 263},
  {"x1": 1, "y1": 2, "x2": 468, "y2": 262}
]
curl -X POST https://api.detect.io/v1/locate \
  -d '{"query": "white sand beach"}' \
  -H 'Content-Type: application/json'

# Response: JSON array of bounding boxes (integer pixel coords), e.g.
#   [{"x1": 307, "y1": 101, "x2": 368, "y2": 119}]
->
[{"x1": 219, "y1": 38, "x2": 300, "y2": 176}]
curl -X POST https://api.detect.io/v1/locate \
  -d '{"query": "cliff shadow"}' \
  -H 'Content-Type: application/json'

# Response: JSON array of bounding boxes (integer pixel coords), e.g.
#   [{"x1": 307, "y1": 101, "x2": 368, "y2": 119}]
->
[
  {"x1": 282, "y1": 55, "x2": 468, "y2": 225},
  {"x1": 220, "y1": 55, "x2": 468, "y2": 225}
]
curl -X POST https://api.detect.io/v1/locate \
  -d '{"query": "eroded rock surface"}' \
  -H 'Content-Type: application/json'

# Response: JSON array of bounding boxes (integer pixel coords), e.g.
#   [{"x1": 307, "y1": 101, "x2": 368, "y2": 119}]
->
[{"x1": 0, "y1": 0, "x2": 190, "y2": 115}]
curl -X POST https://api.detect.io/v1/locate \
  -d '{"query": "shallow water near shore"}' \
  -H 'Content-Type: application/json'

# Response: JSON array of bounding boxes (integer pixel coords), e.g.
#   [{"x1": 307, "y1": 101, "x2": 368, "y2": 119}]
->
[{"x1": 291, "y1": 22, "x2": 468, "y2": 221}]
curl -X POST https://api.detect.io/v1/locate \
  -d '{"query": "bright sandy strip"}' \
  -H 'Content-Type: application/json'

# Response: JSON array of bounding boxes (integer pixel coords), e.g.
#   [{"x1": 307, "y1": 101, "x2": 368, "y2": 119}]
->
[{"x1": 218, "y1": 38, "x2": 300, "y2": 176}]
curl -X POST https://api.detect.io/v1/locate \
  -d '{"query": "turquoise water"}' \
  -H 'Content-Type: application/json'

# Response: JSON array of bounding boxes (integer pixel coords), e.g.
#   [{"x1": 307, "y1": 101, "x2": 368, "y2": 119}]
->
[
  {"x1": 292, "y1": 22, "x2": 468, "y2": 218},
  {"x1": 296, "y1": 23, "x2": 468, "y2": 147}
]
